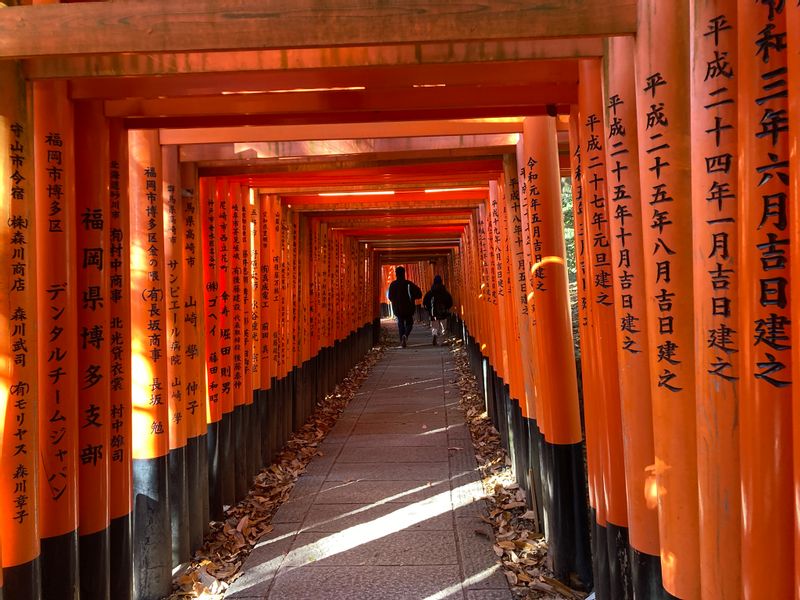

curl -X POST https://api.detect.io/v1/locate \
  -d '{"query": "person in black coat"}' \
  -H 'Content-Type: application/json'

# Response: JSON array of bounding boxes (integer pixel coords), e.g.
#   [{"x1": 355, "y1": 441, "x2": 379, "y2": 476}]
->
[
  {"x1": 387, "y1": 266, "x2": 422, "y2": 347},
  {"x1": 422, "y1": 275, "x2": 453, "y2": 345}
]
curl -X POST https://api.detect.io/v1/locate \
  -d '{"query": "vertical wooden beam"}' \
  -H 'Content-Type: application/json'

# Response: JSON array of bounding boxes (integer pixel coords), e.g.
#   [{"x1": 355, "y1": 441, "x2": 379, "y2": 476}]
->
[
  {"x1": 604, "y1": 36, "x2": 662, "y2": 595},
  {"x1": 200, "y1": 176, "x2": 223, "y2": 519},
  {"x1": 162, "y1": 146, "x2": 190, "y2": 568},
  {"x1": 179, "y1": 161, "x2": 207, "y2": 550},
  {"x1": 229, "y1": 182, "x2": 247, "y2": 501},
  {"x1": 789, "y1": 4, "x2": 800, "y2": 597},
  {"x1": 579, "y1": 58, "x2": 632, "y2": 597},
  {"x1": 519, "y1": 116, "x2": 591, "y2": 589},
  {"x1": 738, "y1": 2, "x2": 793, "y2": 598},
  {"x1": 689, "y1": 3, "x2": 742, "y2": 598},
  {"x1": 216, "y1": 180, "x2": 235, "y2": 507},
  {"x1": 34, "y1": 79, "x2": 79, "y2": 600},
  {"x1": 73, "y1": 98, "x2": 112, "y2": 600},
  {"x1": 128, "y1": 129, "x2": 171, "y2": 600},
  {"x1": 108, "y1": 119, "x2": 133, "y2": 600},
  {"x1": 0, "y1": 60, "x2": 40, "y2": 600},
  {"x1": 257, "y1": 193, "x2": 273, "y2": 462},
  {"x1": 635, "y1": 1, "x2": 700, "y2": 597},
  {"x1": 243, "y1": 188, "x2": 258, "y2": 476},
  {"x1": 568, "y1": 108, "x2": 609, "y2": 596}
]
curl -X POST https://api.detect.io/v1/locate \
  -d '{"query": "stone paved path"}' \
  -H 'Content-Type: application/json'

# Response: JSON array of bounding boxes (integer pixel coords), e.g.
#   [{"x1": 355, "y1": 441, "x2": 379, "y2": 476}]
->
[{"x1": 227, "y1": 323, "x2": 513, "y2": 600}]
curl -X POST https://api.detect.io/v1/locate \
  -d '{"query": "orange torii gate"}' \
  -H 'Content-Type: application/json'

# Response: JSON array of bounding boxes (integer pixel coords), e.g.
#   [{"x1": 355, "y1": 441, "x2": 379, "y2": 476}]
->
[{"x1": 0, "y1": 1, "x2": 798, "y2": 599}]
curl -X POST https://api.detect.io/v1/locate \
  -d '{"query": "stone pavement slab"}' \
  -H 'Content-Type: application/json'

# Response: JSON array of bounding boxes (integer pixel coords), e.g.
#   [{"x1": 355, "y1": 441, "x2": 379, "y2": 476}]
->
[{"x1": 226, "y1": 324, "x2": 512, "y2": 599}]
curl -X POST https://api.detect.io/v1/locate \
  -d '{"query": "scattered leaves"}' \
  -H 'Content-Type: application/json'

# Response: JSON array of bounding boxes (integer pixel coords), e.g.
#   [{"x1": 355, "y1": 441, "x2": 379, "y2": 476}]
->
[
  {"x1": 448, "y1": 339, "x2": 588, "y2": 600},
  {"x1": 165, "y1": 338, "x2": 387, "y2": 599}
]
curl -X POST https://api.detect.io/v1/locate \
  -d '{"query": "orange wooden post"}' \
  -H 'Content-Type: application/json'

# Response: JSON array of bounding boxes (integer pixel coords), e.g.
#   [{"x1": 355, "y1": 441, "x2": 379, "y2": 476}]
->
[
  {"x1": 33, "y1": 79, "x2": 80, "y2": 599},
  {"x1": 496, "y1": 168, "x2": 530, "y2": 502},
  {"x1": 568, "y1": 105, "x2": 608, "y2": 596},
  {"x1": 0, "y1": 61, "x2": 40, "y2": 600},
  {"x1": 579, "y1": 59, "x2": 631, "y2": 598},
  {"x1": 324, "y1": 223, "x2": 334, "y2": 395},
  {"x1": 258, "y1": 193, "x2": 275, "y2": 462},
  {"x1": 279, "y1": 203, "x2": 291, "y2": 442},
  {"x1": 73, "y1": 99, "x2": 113, "y2": 600},
  {"x1": 509, "y1": 136, "x2": 544, "y2": 531},
  {"x1": 297, "y1": 215, "x2": 312, "y2": 426},
  {"x1": 502, "y1": 155, "x2": 537, "y2": 434},
  {"x1": 496, "y1": 175, "x2": 526, "y2": 431},
  {"x1": 128, "y1": 129, "x2": 171, "y2": 600},
  {"x1": 520, "y1": 115, "x2": 591, "y2": 589},
  {"x1": 635, "y1": 2, "x2": 700, "y2": 596},
  {"x1": 604, "y1": 36, "x2": 662, "y2": 595},
  {"x1": 288, "y1": 209, "x2": 300, "y2": 431},
  {"x1": 179, "y1": 161, "x2": 208, "y2": 549},
  {"x1": 488, "y1": 181, "x2": 517, "y2": 472},
  {"x1": 162, "y1": 145, "x2": 189, "y2": 567},
  {"x1": 477, "y1": 202, "x2": 498, "y2": 424},
  {"x1": 271, "y1": 197, "x2": 288, "y2": 447},
  {"x1": 229, "y1": 182, "x2": 248, "y2": 501},
  {"x1": 250, "y1": 188, "x2": 270, "y2": 469},
  {"x1": 512, "y1": 148, "x2": 543, "y2": 433},
  {"x1": 216, "y1": 180, "x2": 235, "y2": 506},
  {"x1": 239, "y1": 185, "x2": 254, "y2": 478},
  {"x1": 790, "y1": 4, "x2": 800, "y2": 597},
  {"x1": 308, "y1": 221, "x2": 320, "y2": 407},
  {"x1": 738, "y1": 3, "x2": 793, "y2": 598},
  {"x1": 688, "y1": 6, "x2": 743, "y2": 599},
  {"x1": 108, "y1": 119, "x2": 133, "y2": 600},
  {"x1": 200, "y1": 176, "x2": 223, "y2": 519},
  {"x1": 243, "y1": 188, "x2": 258, "y2": 476}
]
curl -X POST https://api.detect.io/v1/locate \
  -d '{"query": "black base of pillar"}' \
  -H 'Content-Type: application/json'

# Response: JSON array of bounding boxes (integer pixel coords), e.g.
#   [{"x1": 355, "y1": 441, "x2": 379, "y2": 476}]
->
[
  {"x1": 526, "y1": 419, "x2": 546, "y2": 530},
  {"x1": 133, "y1": 455, "x2": 171, "y2": 600},
  {"x1": 79, "y1": 527, "x2": 110, "y2": 599},
  {"x1": 110, "y1": 513, "x2": 133, "y2": 600},
  {"x1": 233, "y1": 405, "x2": 248, "y2": 501},
  {"x1": 250, "y1": 397, "x2": 263, "y2": 474},
  {"x1": 4, "y1": 557, "x2": 41, "y2": 600},
  {"x1": 41, "y1": 530, "x2": 79, "y2": 600},
  {"x1": 631, "y1": 547, "x2": 668, "y2": 599},
  {"x1": 220, "y1": 412, "x2": 235, "y2": 507},
  {"x1": 186, "y1": 435, "x2": 205, "y2": 550},
  {"x1": 606, "y1": 522, "x2": 633, "y2": 599},
  {"x1": 542, "y1": 441, "x2": 592, "y2": 591},
  {"x1": 284, "y1": 375, "x2": 291, "y2": 450},
  {"x1": 591, "y1": 514, "x2": 611, "y2": 600},
  {"x1": 259, "y1": 388, "x2": 271, "y2": 466},
  {"x1": 168, "y1": 445, "x2": 190, "y2": 567},
  {"x1": 207, "y1": 420, "x2": 223, "y2": 520},
  {"x1": 292, "y1": 365, "x2": 304, "y2": 431}
]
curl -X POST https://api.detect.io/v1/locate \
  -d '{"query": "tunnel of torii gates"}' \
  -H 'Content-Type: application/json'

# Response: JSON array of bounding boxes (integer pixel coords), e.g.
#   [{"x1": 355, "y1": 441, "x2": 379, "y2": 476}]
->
[{"x1": 0, "y1": 1, "x2": 797, "y2": 600}]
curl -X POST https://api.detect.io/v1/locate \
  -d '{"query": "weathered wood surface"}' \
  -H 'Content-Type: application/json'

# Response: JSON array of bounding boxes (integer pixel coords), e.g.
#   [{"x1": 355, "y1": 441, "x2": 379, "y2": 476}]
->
[
  {"x1": 25, "y1": 39, "x2": 603, "y2": 79},
  {"x1": 0, "y1": 0, "x2": 635, "y2": 59}
]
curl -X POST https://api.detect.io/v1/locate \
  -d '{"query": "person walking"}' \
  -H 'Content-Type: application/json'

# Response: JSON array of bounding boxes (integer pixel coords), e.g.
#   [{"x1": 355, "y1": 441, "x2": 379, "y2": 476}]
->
[
  {"x1": 422, "y1": 275, "x2": 453, "y2": 345},
  {"x1": 387, "y1": 266, "x2": 422, "y2": 347}
]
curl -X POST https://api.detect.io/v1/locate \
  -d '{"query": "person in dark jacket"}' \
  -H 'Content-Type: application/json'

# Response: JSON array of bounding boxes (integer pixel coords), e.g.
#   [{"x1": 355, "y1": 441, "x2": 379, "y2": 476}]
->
[
  {"x1": 387, "y1": 266, "x2": 422, "y2": 347},
  {"x1": 422, "y1": 275, "x2": 453, "y2": 345}
]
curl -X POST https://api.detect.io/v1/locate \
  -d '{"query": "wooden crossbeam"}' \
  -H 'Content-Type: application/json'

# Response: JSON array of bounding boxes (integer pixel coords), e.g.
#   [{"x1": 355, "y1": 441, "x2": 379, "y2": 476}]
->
[
  {"x1": 25, "y1": 39, "x2": 604, "y2": 79},
  {"x1": 163, "y1": 119, "x2": 524, "y2": 145},
  {"x1": 179, "y1": 134, "x2": 518, "y2": 165},
  {"x1": 106, "y1": 83, "x2": 576, "y2": 119},
  {"x1": 72, "y1": 60, "x2": 577, "y2": 100},
  {"x1": 0, "y1": 0, "x2": 635, "y2": 59}
]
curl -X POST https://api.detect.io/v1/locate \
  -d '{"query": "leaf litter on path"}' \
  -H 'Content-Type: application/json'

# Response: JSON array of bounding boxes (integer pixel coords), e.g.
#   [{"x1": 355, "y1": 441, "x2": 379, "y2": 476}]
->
[
  {"x1": 448, "y1": 339, "x2": 588, "y2": 600},
  {"x1": 165, "y1": 336, "x2": 388, "y2": 599}
]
